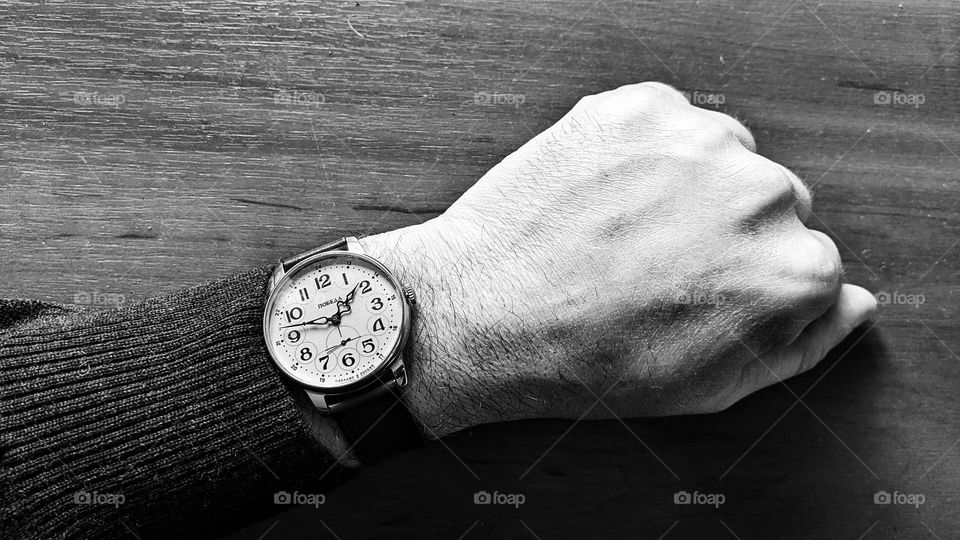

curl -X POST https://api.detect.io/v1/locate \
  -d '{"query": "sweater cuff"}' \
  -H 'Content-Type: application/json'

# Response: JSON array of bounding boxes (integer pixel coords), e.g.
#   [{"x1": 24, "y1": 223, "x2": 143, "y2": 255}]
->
[{"x1": 0, "y1": 266, "x2": 348, "y2": 539}]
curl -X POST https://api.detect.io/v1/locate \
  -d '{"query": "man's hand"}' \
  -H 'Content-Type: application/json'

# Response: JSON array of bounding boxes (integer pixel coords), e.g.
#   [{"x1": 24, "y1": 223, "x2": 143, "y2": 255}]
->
[{"x1": 362, "y1": 82, "x2": 877, "y2": 439}]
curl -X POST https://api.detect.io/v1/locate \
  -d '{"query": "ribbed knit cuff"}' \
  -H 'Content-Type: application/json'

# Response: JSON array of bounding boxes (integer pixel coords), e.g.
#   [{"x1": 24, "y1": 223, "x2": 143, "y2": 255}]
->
[{"x1": 0, "y1": 266, "x2": 348, "y2": 539}]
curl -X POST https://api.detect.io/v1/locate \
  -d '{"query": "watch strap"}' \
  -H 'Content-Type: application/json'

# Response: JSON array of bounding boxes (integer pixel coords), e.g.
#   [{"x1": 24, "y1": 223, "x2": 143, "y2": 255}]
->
[
  {"x1": 326, "y1": 374, "x2": 425, "y2": 464},
  {"x1": 281, "y1": 237, "x2": 349, "y2": 273}
]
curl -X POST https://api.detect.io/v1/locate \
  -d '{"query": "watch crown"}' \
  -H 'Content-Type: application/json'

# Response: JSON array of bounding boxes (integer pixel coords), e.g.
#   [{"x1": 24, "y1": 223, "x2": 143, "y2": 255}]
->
[{"x1": 402, "y1": 284, "x2": 417, "y2": 306}]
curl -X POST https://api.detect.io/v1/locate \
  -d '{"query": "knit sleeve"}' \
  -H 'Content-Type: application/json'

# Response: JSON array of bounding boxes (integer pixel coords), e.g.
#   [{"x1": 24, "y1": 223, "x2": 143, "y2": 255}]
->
[{"x1": 0, "y1": 266, "x2": 350, "y2": 539}]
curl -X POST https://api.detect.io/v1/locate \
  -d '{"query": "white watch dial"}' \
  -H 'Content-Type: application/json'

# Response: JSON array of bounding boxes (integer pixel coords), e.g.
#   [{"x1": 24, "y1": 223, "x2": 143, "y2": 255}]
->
[{"x1": 263, "y1": 253, "x2": 406, "y2": 390}]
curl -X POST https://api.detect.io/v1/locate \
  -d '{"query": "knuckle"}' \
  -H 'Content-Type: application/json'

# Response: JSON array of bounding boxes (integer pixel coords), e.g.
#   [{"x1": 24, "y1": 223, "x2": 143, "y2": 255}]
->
[
  {"x1": 731, "y1": 162, "x2": 798, "y2": 225},
  {"x1": 756, "y1": 163, "x2": 798, "y2": 201},
  {"x1": 801, "y1": 232, "x2": 842, "y2": 286},
  {"x1": 730, "y1": 120, "x2": 757, "y2": 151},
  {"x1": 635, "y1": 81, "x2": 684, "y2": 95},
  {"x1": 667, "y1": 113, "x2": 732, "y2": 156},
  {"x1": 771, "y1": 163, "x2": 811, "y2": 212},
  {"x1": 570, "y1": 84, "x2": 690, "y2": 133},
  {"x1": 613, "y1": 82, "x2": 687, "y2": 115},
  {"x1": 697, "y1": 120, "x2": 736, "y2": 149},
  {"x1": 786, "y1": 232, "x2": 843, "y2": 311}
]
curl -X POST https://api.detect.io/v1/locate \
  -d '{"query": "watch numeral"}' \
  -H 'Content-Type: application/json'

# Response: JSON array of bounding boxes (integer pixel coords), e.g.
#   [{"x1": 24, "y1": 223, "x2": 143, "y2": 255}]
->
[
  {"x1": 299, "y1": 347, "x2": 313, "y2": 361},
  {"x1": 298, "y1": 288, "x2": 309, "y2": 301},
  {"x1": 373, "y1": 318, "x2": 384, "y2": 332},
  {"x1": 319, "y1": 355, "x2": 330, "y2": 370},
  {"x1": 285, "y1": 307, "x2": 303, "y2": 322},
  {"x1": 315, "y1": 274, "x2": 331, "y2": 289},
  {"x1": 359, "y1": 280, "x2": 372, "y2": 294},
  {"x1": 361, "y1": 338, "x2": 375, "y2": 354},
  {"x1": 342, "y1": 352, "x2": 357, "y2": 368},
  {"x1": 342, "y1": 272, "x2": 349, "y2": 285},
  {"x1": 370, "y1": 297, "x2": 384, "y2": 311}
]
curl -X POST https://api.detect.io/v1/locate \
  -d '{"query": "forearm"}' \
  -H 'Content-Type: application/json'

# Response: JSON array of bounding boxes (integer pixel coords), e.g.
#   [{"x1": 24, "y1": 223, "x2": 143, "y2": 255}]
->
[
  {"x1": 0, "y1": 223, "x2": 514, "y2": 539},
  {"x1": 0, "y1": 267, "x2": 350, "y2": 539}
]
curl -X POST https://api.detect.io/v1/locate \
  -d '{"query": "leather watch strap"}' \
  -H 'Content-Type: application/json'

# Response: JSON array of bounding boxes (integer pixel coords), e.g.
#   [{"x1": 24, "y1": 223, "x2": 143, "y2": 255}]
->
[
  {"x1": 326, "y1": 374, "x2": 425, "y2": 464},
  {"x1": 281, "y1": 237, "x2": 348, "y2": 273}
]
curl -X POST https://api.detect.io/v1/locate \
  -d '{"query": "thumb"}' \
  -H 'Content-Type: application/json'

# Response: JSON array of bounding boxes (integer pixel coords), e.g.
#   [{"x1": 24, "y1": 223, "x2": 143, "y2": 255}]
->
[{"x1": 768, "y1": 283, "x2": 878, "y2": 382}]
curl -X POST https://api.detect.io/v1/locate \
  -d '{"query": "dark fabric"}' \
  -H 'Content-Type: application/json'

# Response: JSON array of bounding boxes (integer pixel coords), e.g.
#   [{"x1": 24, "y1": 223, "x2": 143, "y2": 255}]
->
[{"x1": 0, "y1": 266, "x2": 350, "y2": 539}]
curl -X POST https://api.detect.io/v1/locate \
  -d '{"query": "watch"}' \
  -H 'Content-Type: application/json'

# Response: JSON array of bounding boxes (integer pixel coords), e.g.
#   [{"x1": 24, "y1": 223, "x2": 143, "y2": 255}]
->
[{"x1": 262, "y1": 236, "x2": 424, "y2": 463}]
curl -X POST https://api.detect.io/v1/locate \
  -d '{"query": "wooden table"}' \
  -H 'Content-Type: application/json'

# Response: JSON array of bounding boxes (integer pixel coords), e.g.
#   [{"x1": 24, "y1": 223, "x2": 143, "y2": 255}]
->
[{"x1": 2, "y1": 1, "x2": 958, "y2": 538}]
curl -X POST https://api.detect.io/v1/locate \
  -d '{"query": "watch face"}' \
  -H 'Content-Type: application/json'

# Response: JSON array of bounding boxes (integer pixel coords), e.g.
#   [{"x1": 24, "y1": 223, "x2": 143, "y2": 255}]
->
[{"x1": 263, "y1": 252, "x2": 408, "y2": 391}]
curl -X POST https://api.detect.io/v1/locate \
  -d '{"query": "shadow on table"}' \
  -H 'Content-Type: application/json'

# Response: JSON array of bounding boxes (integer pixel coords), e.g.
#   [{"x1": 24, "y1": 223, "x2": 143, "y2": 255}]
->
[{"x1": 224, "y1": 324, "x2": 887, "y2": 540}]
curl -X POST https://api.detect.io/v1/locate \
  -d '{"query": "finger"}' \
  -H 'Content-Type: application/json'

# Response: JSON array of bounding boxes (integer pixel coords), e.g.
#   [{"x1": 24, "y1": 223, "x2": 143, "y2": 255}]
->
[
  {"x1": 700, "y1": 109, "x2": 757, "y2": 152},
  {"x1": 753, "y1": 284, "x2": 878, "y2": 388}
]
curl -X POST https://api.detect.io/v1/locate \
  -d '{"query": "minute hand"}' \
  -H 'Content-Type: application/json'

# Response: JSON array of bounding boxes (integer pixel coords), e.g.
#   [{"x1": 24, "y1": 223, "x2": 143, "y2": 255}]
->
[
  {"x1": 342, "y1": 283, "x2": 362, "y2": 307},
  {"x1": 281, "y1": 314, "x2": 332, "y2": 329}
]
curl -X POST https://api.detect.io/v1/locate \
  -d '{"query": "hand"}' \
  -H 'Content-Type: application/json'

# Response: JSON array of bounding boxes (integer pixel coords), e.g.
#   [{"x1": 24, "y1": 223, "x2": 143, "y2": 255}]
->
[
  {"x1": 281, "y1": 315, "x2": 333, "y2": 329},
  {"x1": 329, "y1": 288, "x2": 357, "y2": 323},
  {"x1": 321, "y1": 335, "x2": 362, "y2": 355},
  {"x1": 342, "y1": 283, "x2": 361, "y2": 307},
  {"x1": 362, "y1": 82, "x2": 878, "y2": 438}
]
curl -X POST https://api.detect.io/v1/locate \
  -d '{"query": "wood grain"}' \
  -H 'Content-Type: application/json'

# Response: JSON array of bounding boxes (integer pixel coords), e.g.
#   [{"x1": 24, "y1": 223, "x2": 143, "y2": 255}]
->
[{"x1": 1, "y1": 0, "x2": 958, "y2": 538}]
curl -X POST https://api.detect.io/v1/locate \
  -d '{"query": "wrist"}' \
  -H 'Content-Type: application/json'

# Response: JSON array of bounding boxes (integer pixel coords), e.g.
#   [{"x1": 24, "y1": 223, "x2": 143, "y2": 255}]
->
[{"x1": 360, "y1": 218, "x2": 503, "y2": 438}]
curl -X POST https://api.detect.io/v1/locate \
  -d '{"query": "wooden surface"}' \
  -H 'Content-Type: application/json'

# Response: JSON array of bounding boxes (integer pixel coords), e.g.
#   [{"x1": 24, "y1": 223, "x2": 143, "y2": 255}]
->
[{"x1": 2, "y1": 0, "x2": 959, "y2": 538}]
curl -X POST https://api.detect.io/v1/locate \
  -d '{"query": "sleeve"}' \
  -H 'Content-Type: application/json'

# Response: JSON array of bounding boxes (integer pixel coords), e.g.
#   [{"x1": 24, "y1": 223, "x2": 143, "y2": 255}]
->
[{"x1": 0, "y1": 266, "x2": 352, "y2": 539}]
